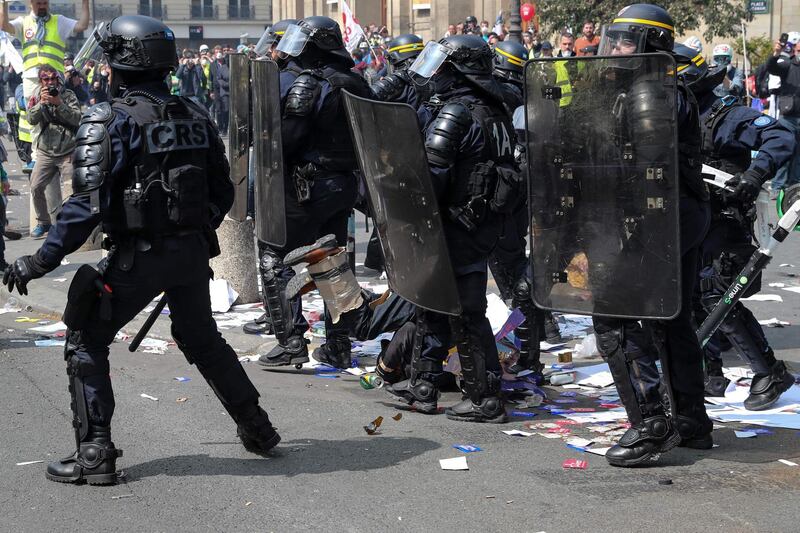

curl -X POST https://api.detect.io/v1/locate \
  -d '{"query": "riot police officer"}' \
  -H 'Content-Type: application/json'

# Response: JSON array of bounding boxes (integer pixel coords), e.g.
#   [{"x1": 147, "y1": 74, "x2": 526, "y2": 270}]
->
[
  {"x1": 255, "y1": 16, "x2": 371, "y2": 369},
  {"x1": 492, "y1": 40, "x2": 527, "y2": 110},
  {"x1": 243, "y1": 17, "x2": 298, "y2": 337},
  {"x1": 674, "y1": 44, "x2": 797, "y2": 410},
  {"x1": 3, "y1": 15, "x2": 280, "y2": 485},
  {"x1": 593, "y1": 4, "x2": 713, "y2": 466},
  {"x1": 371, "y1": 34, "x2": 430, "y2": 109},
  {"x1": 385, "y1": 35, "x2": 521, "y2": 423}
]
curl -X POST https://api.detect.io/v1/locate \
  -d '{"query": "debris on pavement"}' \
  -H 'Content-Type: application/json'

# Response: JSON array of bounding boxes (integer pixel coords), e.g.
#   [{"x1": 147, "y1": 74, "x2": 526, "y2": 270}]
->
[
  {"x1": 778, "y1": 459, "x2": 798, "y2": 467},
  {"x1": 16, "y1": 460, "x2": 44, "y2": 466},
  {"x1": 209, "y1": 279, "x2": 239, "y2": 313},
  {"x1": 34, "y1": 339, "x2": 65, "y2": 347},
  {"x1": 453, "y1": 444, "x2": 481, "y2": 453},
  {"x1": 176, "y1": 397, "x2": 188, "y2": 403},
  {"x1": 364, "y1": 416, "x2": 383, "y2": 435},
  {"x1": 502, "y1": 430, "x2": 534, "y2": 437},
  {"x1": 562, "y1": 458, "x2": 588, "y2": 470},
  {"x1": 392, "y1": 413, "x2": 402, "y2": 421},
  {"x1": 140, "y1": 393, "x2": 159, "y2": 401},
  {"x1": 758, "y1": 318, "x2": 791, "y2": 327},
  {"x1": 734, "y1": 430, "x2": 758, "y2": 438},
  {"x1": 138, "y1": 338, "x2": 170, "y2": 354},
  {"x1": 174, "y1": 377, "x2": 191, "y2": 382},
  {"x1": 439, "y1": 456, "x2": 469, "y2": 470}
]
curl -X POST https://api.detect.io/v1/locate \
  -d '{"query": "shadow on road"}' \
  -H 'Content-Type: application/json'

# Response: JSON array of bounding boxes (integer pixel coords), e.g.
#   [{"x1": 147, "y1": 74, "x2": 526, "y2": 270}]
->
[{"x1": 124, "y1": 436, "x2": 441, "y2": 482}]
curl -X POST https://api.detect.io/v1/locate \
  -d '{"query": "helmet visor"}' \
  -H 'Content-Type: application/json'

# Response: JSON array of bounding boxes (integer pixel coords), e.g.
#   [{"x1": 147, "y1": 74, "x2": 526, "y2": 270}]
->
[
  {"x1": 74, "y1": 23, "x2": 105, "y2": 71},
  {"x1": 712, "y1": 55, "x2": 731, "y2": 67},
  {"x1": 276, "y1": 24, "x2": 310, "y2": 57},
  {"x1": 408, "y1": 41, "x2": 450, "y2": 83},
  {"x1": 254, "y1": 27, "x2": 276, "y2": 57},
  {"x1": 598, "y1": 25, "x2": 646, "y2": 56}
]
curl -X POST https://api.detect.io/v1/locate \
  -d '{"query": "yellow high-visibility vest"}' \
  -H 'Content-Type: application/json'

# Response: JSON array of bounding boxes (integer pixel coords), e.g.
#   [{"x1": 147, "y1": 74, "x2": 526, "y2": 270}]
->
[
  {"x1": 22, "y1": 14, "x2": 66, "y2": 74},
  {"x1": 553, "y1": 60, "x2": 573, "y2": 107},
  {"x1": 18, "y1": 109, "x2": 32, "y2": 143}
]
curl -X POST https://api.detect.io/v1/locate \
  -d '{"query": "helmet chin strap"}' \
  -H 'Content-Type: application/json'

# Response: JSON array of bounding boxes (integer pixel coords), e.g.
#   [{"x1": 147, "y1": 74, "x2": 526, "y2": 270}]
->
[{"x1": 108, "y1": 70, "x2": 127, "y2": 98}]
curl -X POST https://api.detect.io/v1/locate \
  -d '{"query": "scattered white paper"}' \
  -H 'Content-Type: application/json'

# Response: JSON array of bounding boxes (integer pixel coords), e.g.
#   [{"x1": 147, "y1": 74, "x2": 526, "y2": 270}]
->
[
  {"x1": 779, "y1": 264, "x2": 796, "y2": 268},
  {"x1": 768, "y1": 282, "x2": 786, "y2": 288},
  {"x1": 778, "y1": 459, "x2": 798, "y2": 467},
  {"x1": 502, "y1": 430, "x2": 534, "y2": 437},
  {"x1": 209, "y1": 279, "x2": 239, "y2": 313},
  {"x1": 536, "y1": 432, "x2": 565, "y2": 439},
  {"x1": 758, "y1": 318, "x2": 791, "y2": 328},
  {"x1": 740, "y1": 294, "x2": 783, "y2": 302},
  {"x1": 735, "y1": 430, "x2": 758, "y2": 438},
  {"x1": 566, "y1": 437, "x2": 594, "y2": 448},
  {"x1": 34, "y1": 339, "x2": 65, "y2": 347},
  {"x1": 782, "y1": 287, "x2": 800, "y2": 295},
  {"x1": 28, "y1": 321, "x2": 67, "y2": 333},
  {"x1": 16, "y1": 460, "x2": 44, "y2": 466},
  {"x1": 486, "y1": 293, "x2": 512, "y2": 334},
  {"x1": 585, "y1": 447, "x2": 612, "y2": 457},
  {"x1": 53, "y1": 278, "x2": 68, "y2": 283},
  {"x1": 439, "y1": 456, "x2": 469, "y2": 470},
  {"x1": 140, "y1": 393, "x2": 159, "y2": 401},
  {"x1": 343, "y1": 367, "x2": 366, "y2": 376},
  {"x1": 138, "y1": 338, "x2": 169, "y2": 355}
]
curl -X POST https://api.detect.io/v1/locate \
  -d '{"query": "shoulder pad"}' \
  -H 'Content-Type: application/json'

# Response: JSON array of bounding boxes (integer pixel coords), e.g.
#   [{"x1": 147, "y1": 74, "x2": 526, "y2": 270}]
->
[
  {"x1": 425, "y1": 102, "x2": 472, "y2": 167},
  {"x1": 285, "y1": 73, "x2": 321, "y2": 116},
  {"x1": 72, "y1": 109, "x2": 112, "y2": 200},
  {"x1": 371, "y1": 74, "x2": 406, "y2": 101},
  {"x1": 83, "y1": 102, "x2": 113, "y2": 123}
]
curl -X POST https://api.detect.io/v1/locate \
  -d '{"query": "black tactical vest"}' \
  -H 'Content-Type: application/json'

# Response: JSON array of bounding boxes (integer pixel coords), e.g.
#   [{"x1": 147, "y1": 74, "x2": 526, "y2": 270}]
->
[
  {"x1": 677, "y1": 84, "x2": 708, "y2": 201},
  {"x1": 701, "y1": 101, "x2": 751, "y2": 175},
  {"x1": 105, "y1": 92, "x2": 213, "y2": 237},
  {"x1": 286, "y1": 64, "x2": 371, "y2": 172}
]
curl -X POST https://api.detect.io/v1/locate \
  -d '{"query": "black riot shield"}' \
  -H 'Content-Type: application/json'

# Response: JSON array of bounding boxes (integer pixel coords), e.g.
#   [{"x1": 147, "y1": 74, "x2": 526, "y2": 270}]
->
[
  {"x1": 342, "y1": 92, "x2": 461, "y2": 316},
  {"x1": 525, "y1": 53, "x2": 681, "y2": 320},
  {"x1": 228, "y1": 53, "x2": 250, "y2": 221},
  {"x1": 251, "y1": 59, "x2": 286, "y2": 247}
]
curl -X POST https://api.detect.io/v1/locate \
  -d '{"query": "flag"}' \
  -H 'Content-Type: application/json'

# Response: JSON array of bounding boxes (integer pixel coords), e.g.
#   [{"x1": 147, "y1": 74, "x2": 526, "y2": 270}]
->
[
  {"x1": 341, "y1": 0, "x2": 367, "y2": 53},
  {"x1": 0, "y1": 31, "x2": 23, "y2": 73}
]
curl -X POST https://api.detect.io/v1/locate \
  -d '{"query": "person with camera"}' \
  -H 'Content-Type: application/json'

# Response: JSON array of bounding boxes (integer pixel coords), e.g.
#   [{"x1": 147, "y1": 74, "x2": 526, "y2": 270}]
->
[
  {"x1": 175, "y1": 52, "x2": 206, "y2": 106},
  {"x1": 26, "y1": 64, "x2": 81, "y2": 239},
  {"x1": 767, "y1": 35, "x2": 800, "y2": 190}
]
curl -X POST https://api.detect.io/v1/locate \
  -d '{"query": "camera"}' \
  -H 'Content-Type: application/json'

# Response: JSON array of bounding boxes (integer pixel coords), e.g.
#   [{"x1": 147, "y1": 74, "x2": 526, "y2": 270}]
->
[{"x1": 47, "y1": 87, "x2": 58, "y2": 97}]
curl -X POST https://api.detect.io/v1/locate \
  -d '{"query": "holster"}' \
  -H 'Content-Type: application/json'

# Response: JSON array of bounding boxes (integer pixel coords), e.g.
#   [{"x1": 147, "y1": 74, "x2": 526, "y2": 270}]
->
[
  {"x1": 292, "y1": 162, "x2": 318, "y2": 204},
  {"x1": 62, "y1": 265, "x2": 113, "y2": 331}
]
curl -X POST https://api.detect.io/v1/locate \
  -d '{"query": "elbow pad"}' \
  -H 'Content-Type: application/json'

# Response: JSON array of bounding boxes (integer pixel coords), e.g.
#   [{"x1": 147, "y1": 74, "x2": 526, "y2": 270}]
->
[
  {"x1": 72, "y1": 103, "x2": 113, "y2": 212},
  {"x1": 285, "y1": 74, "x2": 321, "y2": 116}
]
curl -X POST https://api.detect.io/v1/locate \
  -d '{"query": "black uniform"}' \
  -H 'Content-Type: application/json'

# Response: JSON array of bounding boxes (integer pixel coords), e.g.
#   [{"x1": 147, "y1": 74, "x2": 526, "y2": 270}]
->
[
  {"x1": 3, "y1": 15, "x2": 280, "y2": 486},
  {"x1": 257, "y1": 17, "x2": 372, "y2": 370}
]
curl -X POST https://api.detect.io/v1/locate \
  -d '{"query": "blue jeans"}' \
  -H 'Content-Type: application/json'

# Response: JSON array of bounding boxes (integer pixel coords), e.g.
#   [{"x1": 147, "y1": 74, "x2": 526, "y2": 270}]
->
[{"x1": 771, "y1": 115, "x2": 800, "y2": 190}]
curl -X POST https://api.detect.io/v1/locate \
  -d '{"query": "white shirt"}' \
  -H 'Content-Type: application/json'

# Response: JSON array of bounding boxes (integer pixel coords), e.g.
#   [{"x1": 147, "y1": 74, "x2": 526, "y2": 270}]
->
[{"x1": 11, "y1": 11, "x2": 78, "y2": 79}]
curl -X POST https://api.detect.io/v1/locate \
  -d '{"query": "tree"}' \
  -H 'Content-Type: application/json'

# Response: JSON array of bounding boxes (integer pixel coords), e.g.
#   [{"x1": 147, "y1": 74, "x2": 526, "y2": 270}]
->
[
  {"x1": 733, "y1": 35, "x2": 773, "y2": 70},
  {"x1": 535, "y1": 0, "x2": 750, "y2": 41}
]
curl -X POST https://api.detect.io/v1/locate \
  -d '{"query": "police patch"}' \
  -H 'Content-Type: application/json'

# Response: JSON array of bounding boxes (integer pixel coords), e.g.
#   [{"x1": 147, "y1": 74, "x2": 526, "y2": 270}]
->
[
  {"x1": 753, "y1": 116, "x2": 773, "y2": 128},
  {"x1": 143, "y1": 120, "x2": 209, "y2": 154}
]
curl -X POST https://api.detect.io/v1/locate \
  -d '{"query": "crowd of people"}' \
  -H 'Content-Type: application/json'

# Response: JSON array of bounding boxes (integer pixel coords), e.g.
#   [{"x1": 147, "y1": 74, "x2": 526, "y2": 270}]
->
[{"x1": 0, "y1": 1, "x2": 799, "y2": 488}]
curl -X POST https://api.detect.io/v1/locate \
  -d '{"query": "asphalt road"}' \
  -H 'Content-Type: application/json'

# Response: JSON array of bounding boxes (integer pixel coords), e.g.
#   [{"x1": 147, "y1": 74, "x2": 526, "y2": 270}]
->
[{"x1": 1, "y1": 141, "x2": 800, "y2": 531}]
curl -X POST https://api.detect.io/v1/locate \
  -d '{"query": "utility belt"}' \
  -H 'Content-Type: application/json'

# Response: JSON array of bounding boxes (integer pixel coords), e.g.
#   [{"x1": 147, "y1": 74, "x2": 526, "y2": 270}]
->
[
  {"x1": 101, "y1": 228, "x2": 213, "y2": 272},
  {"x1": 447, "y1": 161, "x2": 522, "y2": 232}
]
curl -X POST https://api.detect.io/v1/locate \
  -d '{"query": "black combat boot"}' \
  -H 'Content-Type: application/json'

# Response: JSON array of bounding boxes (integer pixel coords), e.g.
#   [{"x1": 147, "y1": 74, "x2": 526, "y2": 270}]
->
[
  {"x1": 385, "y1": 377, "x2": 439, "y2": 414},
  {"x1": 46, "y1": 426, "x2": 123, "y2": 485},
  {"x1": 243, "y1": 312, "x2": 274, "y2": 335},
  {"x1": 675, "y1": 399, "x2": 714, "y2": 450},
  {"x1": 703, "y1": 355, "x2": 730, "y2": 397},
  {"x1": 312, "y1": 334, "x2": 352, "y2": 369},
  {"x1": 605, "y1": 411, "x2": 681, "y2": 467},
  {"x1": 445, "y1": 391, "x2": 506, "y2": 423},
  {"x1": 744, "y1": 359, "x2": 795, "y2": 411},
  {"x1": 258, "y1": 335, "x2": 309, "y2": 367},
  {"x1": 234, "y1": 404, "x2": 281, "y2": 453},
  {"x1": 542, "y1": 311, "x2": 562, "y2": 343}
]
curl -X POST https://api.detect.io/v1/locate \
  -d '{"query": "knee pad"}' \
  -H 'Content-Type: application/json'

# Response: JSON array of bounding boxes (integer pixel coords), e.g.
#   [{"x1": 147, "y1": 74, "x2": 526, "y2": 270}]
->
[{"x1": 595, "y1": 328, "x2": 622, "y2": 359}]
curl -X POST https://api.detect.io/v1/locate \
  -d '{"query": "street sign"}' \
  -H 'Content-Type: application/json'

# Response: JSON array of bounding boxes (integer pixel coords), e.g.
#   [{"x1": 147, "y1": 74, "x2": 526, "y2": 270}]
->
[{"x1": 748, "y1": 0, "x2": 770, "y2": 14}]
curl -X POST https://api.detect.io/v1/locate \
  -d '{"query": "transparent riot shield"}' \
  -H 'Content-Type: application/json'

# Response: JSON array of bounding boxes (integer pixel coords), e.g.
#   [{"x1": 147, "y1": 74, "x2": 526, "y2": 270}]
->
[
  {"x1": 343, "y1": 92, "x2": 461, "y2": 316},
  {"x1": 228, "y1": 53, "x2": 250, "y2": 221},
  {"x1": 525, "y1": 53, "x2": 681, "y2": 320},
  {"x1": 251, "y1": 59, "x2": 286, "y2": 247},
  {"x1": 73, "y1": 23, "x2": 105, "y2": 72}
]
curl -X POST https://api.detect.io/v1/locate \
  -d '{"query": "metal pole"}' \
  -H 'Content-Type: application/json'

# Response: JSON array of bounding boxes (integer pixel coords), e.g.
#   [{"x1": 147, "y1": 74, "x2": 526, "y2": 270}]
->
[
  {"x1": 741, "y1": 21, "x2": 751, "y2": 106},
  {"x1": 91, "y1": 0, "x2": 96, "y2": 30},
  {"x1": 508, "y1": 0, "x2": 522, "y2": 43}
]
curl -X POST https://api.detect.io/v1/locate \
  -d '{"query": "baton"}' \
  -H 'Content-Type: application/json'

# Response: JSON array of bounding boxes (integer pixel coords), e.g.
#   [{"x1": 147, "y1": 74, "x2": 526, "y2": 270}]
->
[{"x1": 128, "y1": 297, "x2": 168, "y2": 352}]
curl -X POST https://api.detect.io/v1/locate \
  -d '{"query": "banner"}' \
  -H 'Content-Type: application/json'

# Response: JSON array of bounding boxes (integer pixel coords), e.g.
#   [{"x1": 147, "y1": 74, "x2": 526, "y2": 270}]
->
[
  {"x1": 0, "y1": 31, "x2": 22, "y2": 73},
  {"x1": 341, "y1": 0, "x2": 366, "y2": 53}
]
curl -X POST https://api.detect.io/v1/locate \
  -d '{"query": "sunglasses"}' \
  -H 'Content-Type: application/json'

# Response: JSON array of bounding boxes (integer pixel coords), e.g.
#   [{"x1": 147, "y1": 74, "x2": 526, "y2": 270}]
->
[{"x1": 40, "y1": 76, "x2": 58, "y2": 81}]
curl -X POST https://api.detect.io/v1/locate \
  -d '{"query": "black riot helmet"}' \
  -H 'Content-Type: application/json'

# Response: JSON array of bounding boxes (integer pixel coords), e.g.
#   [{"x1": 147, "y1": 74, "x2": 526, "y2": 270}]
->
[
  {"x1": 673, "y1": 42, "x2": 727, "y2": 96},
  {"x1": 254, "y1": 18, "x2": 297, "y2": 57},
  {"x1": 276, "y1": 16, "x2": 352, "y2": 66},
  {"x1": 599, "y1": 4, "x2": 675, "y2": 56},
  {"x1": 409, "y1": 34, "x2": 503, "y2": 103},
  {"x1": 493, "y1": 40, "x2": 527, "y2": 83},
  {"x1": 385, "y1": 34, "x2": 425, "y2": 69},
  {"x1": 464, "y1": 16, "x2": 478, "y2": 33},
  {"x1": 95, "y1": 15, "x2": 178, "y2": 72}
]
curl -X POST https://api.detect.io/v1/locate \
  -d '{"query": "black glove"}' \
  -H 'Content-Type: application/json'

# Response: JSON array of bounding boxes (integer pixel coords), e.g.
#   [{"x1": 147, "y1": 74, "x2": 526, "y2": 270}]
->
[
  {"x1": 3, "y1": 253, "x2": 52, "y2": 295},
  {"x1": 724, "y1": 169, "x2": 765, "y2": 205}
]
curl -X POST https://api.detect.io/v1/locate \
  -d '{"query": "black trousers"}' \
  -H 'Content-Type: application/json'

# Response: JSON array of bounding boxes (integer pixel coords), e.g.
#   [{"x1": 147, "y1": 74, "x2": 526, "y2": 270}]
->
[{"x1": 69, "y1": 234, "x2": 258, "y2": 426}]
